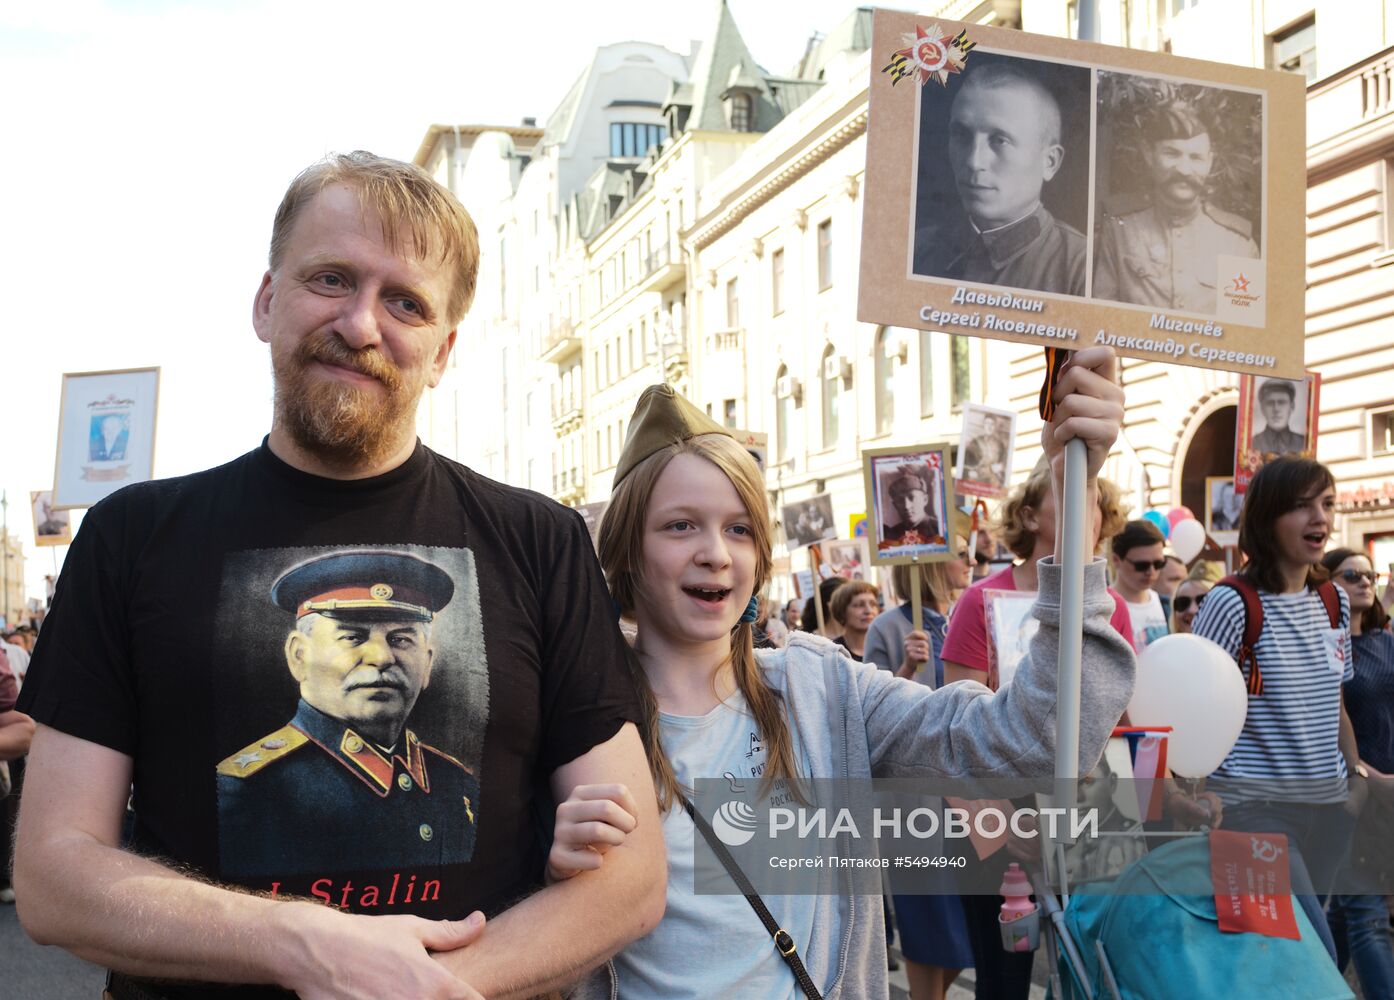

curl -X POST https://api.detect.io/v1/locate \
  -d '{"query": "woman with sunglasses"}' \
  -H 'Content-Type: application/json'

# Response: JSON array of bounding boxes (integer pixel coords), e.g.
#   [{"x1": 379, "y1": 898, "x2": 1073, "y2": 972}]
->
[
  {"x1": 1169, "y1": 579, "x2": 1211, "y2": 634},
  {"x1": 1320, "y1": 547, "x2": 1394, "y2": 999}
]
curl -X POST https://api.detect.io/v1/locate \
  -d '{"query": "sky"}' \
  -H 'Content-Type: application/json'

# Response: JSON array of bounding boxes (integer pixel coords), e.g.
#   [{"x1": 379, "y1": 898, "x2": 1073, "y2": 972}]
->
[{"x1": 0, "y1": 0, "x2": 897, "y2": 604}]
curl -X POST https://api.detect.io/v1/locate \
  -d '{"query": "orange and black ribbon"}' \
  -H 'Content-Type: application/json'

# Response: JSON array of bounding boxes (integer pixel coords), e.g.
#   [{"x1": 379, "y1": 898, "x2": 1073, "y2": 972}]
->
[{"x1": 1038, "y1": 346, "x2": 1071, "y2": 422}]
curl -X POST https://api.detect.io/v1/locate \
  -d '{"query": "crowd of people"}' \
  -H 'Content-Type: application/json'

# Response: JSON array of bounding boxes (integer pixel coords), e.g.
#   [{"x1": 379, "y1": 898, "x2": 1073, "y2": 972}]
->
[
  {"x1": 761, "y1": 457, "x2": 1394, "y2": 1000},
  {"x1": 1, "y1": 152, "x2": 1390, "y2": 1000}
]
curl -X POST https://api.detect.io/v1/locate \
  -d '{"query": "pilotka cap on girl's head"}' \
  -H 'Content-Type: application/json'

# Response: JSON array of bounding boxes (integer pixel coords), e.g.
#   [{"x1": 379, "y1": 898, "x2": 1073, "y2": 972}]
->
[{"x1": 613, "y1": 384, "x2": 731, "y2": 487}]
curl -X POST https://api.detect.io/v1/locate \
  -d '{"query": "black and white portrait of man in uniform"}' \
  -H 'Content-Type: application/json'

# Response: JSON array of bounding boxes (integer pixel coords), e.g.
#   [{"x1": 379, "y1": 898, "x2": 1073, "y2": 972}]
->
[
  {"x1": 1249, "y1": 377, "x2": 1307, "y2": 456},
  {"x1": 1093, "y1": 79, "x2": 1262, "y2": 315},
  {"x1": 216, "y1": 548, "x2": 482, "y2": 878},
  {"x1": 912, "y1": 53, "x2": 1092, "y2": 296}
]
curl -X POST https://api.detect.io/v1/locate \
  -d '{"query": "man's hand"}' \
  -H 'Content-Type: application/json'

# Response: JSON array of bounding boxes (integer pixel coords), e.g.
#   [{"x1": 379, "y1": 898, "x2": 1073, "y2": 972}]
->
[
  {"x1": 547, "y1": 783, "x2": 639, "y2": 882},
  {"x1": 1167, "y1": 789, "x2": 1223, "y2": 829},
  {"x1": 896, "y1": 630, "x2": 931, "y2": 679},
  {"x1": 1041, "y1": 347, "x2": 1124, "y2": 483},
  {"x1": 279, "y1": 903, "x2": 486, "y2": 1000}
]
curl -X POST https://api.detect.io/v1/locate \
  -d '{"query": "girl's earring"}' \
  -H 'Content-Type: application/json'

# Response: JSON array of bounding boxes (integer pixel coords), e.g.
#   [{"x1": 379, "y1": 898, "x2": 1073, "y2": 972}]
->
[{"x1": 739, "y1": 596, "x2": 759, "y2": 624}]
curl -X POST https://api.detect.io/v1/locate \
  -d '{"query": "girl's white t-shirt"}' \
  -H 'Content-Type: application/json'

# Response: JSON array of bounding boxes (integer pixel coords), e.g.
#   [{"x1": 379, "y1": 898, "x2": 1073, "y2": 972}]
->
[
  {"x1": 612, "y1": 690, "x2": 818, "y2": 1000},
  {"x1": 1192, "y1": 584, "x2": 1352, "y2": 803}
]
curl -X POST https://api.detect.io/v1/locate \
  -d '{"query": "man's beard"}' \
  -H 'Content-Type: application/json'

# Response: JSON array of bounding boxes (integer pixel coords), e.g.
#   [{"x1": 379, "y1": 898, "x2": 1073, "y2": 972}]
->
[{"x1": 272, "y1": 332, "x2": 425, "y2": 469}]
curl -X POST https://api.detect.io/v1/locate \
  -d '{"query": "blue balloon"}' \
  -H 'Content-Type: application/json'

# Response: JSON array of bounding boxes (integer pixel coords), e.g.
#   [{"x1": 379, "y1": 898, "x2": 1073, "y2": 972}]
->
[{"x1": 1143, "y1": 510, "x2": 1171, "y2": 539}]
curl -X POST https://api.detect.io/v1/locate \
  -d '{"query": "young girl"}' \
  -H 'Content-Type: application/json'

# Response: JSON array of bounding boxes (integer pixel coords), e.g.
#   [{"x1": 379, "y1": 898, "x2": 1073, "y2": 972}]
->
[
  {"x1": 570, "y1": 347, "x2": 1135, "y2": 999},
  {"x1": 1191, "y1": 457, "x2": 1362, "y2": 961}
]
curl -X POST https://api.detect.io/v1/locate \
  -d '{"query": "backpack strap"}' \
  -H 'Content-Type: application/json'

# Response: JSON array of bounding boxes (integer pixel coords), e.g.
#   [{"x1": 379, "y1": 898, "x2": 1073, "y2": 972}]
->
[
  {"x1": 1216, "y1": 575, "x2": 1265, "y2": 696},
  {"x1": 1316, "y1": 579, "x2": 1342, "y2": 630}
]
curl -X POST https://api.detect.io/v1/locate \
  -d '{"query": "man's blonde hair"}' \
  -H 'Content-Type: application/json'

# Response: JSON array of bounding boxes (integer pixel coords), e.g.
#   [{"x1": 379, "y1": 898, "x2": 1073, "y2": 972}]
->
[{"x1": 269, "y1": 151, "x2": 480, "y2": 326}]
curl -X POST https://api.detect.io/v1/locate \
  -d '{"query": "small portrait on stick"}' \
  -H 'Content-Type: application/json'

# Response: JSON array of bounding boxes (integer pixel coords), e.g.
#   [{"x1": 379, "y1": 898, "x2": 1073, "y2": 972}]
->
[
  {"x1": 1234, "y1": 372, "x2": 1319, "y2": 492},
  {"x1": 782, "y1": 493, "x2": 837, "y2": 551},
  {"x1": 956, "y1": 404, "x2": 1017, "y2": 499},
  {"x1": 864, "y1": 445, "x2": 956, "y2": 564}
]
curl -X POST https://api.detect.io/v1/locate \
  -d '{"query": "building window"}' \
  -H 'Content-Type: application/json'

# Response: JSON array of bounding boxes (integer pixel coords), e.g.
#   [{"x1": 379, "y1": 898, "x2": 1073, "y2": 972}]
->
[
  {"x1": 771, "y1": 248, "x2": 785, "y2": 315},
  {"x1": 950, "y1": 335, "x2": 971, "y2": 409},
  {"x1": 609, "y1": 122, "x2": 666, "y2": 158},
  {"x1": 724, "y1": 399, "x2": 738, "y2": 428},
  {"x1": 874, "y1": 327, "x2": 895, "y2": 436},
  {"x1": 1170, "y1": 0, "x2": 1201, "y2": 13},
  {"x1": 726, "y1": 277, "x2": 740, "y2": 328},
  {"x1": 593, "y1": 349, "x2": 601, "y2": 391},
  {"x1": 729, "y1": 93, "x2": 753, "y2": 132},
  {"x1": 821, "y1": 344, "x2": 840, "y2": 449},
  {"x1": 817, "y1": 220, "x2": 833, "y2": 291},
  {"x1": 775, "y1": 364, "x2": 791, "y2": 461},
  {"x1": 1372, "y1": 406, "x2": 1394, "y2": 456},
  {"x1": 919, "y1": 329, "x2": 935, "y2": 418},
  {"x1": 1271, "y1": 17, "x2": 1316, "y2": 83}
]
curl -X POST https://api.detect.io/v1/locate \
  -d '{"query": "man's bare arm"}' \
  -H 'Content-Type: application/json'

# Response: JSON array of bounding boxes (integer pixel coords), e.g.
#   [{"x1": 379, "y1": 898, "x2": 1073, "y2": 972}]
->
[
  {"x1": 14, "y1": 725, "x2": 486, "y2": 1000},
  {"x1": 435, "y1": 722, "x2": 666, "y2": 998}
]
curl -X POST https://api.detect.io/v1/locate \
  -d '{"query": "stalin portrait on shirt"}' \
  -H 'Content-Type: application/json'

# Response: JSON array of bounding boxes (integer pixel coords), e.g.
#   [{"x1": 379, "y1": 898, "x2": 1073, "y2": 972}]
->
[
  {"x1": 216, "y1": 549, "x2": 479, "y2": 878},
  {"x1": 1093, "y1": 91, "x2": 1261, "y2": 315},
  {"x1": 912, "y1": 54, "x2": 1091, "y2": 297}
]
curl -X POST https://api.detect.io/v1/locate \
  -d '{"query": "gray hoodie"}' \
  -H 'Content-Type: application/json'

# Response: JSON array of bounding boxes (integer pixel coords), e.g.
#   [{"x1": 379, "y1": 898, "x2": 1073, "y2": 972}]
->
[{"x1": 573, "y1": 558, "x2": 1135, "y2": 999}]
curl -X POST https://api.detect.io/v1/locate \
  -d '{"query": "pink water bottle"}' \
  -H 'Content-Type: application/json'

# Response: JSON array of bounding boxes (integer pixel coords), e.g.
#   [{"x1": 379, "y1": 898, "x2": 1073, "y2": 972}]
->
[{"x1": 998, "y1": 863, "x2": 1039, "y2": 953}]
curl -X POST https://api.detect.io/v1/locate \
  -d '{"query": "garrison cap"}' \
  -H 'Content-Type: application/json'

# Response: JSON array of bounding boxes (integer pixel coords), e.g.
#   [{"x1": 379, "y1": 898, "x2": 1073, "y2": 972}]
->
[
  {"x1": 613, "y1": 383, "x2": 731, "y2": 487},
  {"x1": 887, "y1": 465, "x2": 929, "y2": 496},
  {"x1": 1257, "y1": 379, "x2": 1296, "y2": 401},
  {"x1": 1144, "y1": 101, "x2": 1210, "y2": 143},
  {"x1": 271, "y1": 550, "x2": 454, "y2": 623}
]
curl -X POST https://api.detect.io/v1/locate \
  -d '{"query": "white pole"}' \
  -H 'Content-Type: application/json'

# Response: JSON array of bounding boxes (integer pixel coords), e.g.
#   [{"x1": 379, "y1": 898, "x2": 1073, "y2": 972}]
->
[{"x1": 1055, "y1": 0, "x2": 1100, "y2": 836}]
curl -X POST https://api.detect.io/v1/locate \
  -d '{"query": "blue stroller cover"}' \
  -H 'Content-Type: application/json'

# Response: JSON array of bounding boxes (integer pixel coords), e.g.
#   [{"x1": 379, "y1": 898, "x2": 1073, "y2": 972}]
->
[{"x1": 1055, "y1": 837, "x2": 1352, "y2": 999}]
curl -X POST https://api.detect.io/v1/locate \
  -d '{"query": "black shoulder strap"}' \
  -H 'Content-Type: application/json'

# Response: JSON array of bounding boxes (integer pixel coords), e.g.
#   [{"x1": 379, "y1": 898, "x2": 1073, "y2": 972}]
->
[{"x1": 682, "y1": 797, "x2": 823, "y2": 1000}]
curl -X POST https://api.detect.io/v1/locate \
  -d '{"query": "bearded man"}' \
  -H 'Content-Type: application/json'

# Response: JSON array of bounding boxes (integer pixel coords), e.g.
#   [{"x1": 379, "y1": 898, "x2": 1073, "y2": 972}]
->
[{"x1": 15, "y1": 152, "x2": 663, "y2": 1000}]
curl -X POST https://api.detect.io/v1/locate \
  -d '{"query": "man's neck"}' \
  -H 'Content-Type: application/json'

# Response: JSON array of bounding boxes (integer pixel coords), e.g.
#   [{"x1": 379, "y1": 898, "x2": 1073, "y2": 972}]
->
[
  {"x1": 1117, "y1": 581, "x2": 1151, "y2": 604},
  {"x1": 972, "y1": 202, "x2": 1040, "y2": 235},
  {"x1": 1155, "y1": 198, "x2": 1201, "y2": 225},
  {"x1": 266, "y1": 424, "x2": 418, "y2": 481}
]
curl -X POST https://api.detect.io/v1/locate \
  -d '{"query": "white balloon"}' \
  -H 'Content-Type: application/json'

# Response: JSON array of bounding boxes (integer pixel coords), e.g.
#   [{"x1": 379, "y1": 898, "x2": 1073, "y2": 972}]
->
[
  {"x1": 1125, "y1": 633, "x2": 1247, "y2": 778},
  {"x1": 1170, "y1": 518, "x2": 1207, "y2": 564}
]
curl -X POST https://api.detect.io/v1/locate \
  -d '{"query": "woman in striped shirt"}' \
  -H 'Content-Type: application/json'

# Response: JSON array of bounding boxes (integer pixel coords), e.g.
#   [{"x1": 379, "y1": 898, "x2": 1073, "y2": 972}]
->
[{"x1": 1192, "y1": 457, "x2": 1364, "y2": 961}]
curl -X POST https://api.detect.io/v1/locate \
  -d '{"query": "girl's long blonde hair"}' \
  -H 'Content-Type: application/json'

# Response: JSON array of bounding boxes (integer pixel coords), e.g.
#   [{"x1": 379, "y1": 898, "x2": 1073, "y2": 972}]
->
[{"x1": 598, "y1": 433, "x2": 800, "y2": 812}]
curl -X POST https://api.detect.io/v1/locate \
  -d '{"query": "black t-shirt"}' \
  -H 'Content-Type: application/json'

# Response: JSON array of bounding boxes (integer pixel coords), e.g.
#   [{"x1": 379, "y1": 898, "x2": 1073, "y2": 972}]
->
[{"x1": 20, "y1": 440, "x2": 640, "y2": 995}]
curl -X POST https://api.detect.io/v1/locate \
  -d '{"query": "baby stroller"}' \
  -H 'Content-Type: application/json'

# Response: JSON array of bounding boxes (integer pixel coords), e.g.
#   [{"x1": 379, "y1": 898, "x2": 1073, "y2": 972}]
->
[{"x1": 1038, "y1": 836, "x2": 1352, "y2": 1000}]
